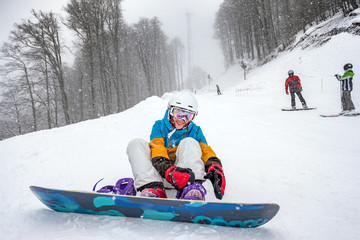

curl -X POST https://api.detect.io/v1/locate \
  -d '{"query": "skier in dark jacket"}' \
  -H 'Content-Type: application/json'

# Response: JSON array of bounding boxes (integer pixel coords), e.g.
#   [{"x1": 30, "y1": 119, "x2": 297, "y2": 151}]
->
[
  {"x1": 335, "y1": 63, "x2": 356, "y2": 114},
  {"x1": 285, "y1": 70, "x2": 308, "y2": 109},
  {"x1": 126, "y1": 92, "x2": 226, "y2": 201},
  {"x1": 216, "y1": 85, "x2": 222, "y2": 95}
]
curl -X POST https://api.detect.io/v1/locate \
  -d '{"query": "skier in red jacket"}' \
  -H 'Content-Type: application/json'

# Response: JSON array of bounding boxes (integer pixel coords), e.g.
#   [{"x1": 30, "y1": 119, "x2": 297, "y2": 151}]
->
[{"x1": 285, "y1": 70, "x2": 308, "y2": 109}]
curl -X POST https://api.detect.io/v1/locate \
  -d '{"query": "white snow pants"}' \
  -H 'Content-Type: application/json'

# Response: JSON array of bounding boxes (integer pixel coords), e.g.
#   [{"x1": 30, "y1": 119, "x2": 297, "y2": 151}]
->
[{"x1": 126, "y1": 137, "x2": 205, "y2": 190}]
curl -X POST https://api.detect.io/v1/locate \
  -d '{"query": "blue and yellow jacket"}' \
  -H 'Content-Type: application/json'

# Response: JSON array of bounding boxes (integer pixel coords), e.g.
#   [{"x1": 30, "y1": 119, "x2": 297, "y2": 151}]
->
[{"x1": 149, "y1": 110, "x2": 217, "y2": 165}]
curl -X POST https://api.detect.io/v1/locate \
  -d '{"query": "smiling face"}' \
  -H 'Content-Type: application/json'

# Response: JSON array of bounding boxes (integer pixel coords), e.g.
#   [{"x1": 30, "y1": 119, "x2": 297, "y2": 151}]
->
[
  {"x1": 172, "y1": 117, "x2": 187, "y2": 130},
  {"x1": 169, "y1": 107, "x2": 195, "y2": 130}
]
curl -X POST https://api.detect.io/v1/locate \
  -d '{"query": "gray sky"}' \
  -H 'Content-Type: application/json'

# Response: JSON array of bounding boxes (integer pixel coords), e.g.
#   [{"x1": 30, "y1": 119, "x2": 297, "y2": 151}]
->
[
  {"x1": 0, "y1": 0, "x2": 224, "y2": 75},
  {"x1": 0, "y1": 0, "x2": 69, "y2": 44}
]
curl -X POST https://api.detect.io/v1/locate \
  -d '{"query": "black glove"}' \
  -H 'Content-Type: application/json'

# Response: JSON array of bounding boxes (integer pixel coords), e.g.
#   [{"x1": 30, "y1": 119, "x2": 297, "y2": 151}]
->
[
  {"x1": 151, "y1": 156, "x2": 172, "y2": 178},
  {"x1": 205, "y1": 163, "x2": 226, "y2": 200}
]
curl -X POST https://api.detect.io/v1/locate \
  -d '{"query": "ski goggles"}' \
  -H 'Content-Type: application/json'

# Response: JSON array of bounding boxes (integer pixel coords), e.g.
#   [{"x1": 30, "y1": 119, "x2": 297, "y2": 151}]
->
[{"x1": 170, "y1": 107, "x2": 195, "y2": 122}]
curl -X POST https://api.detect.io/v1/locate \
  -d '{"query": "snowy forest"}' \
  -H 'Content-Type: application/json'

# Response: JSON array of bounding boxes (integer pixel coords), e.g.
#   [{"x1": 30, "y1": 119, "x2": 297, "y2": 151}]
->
[
  {"x1": 214, "y1": 0, "x2": 360, "y2": 67},
  {"x1": 0, "y1": 0, "x2": 359, "y2": 140}
]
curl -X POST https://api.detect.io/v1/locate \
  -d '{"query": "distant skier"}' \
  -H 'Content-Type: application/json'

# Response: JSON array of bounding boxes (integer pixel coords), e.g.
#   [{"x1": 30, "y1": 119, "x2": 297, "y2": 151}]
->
[
  {"x1": 335, "y1": 63, "x2": 356, "y2": 114},
  {"x1": 285, "y1": 70, "x2": 308, "y2": 109},
  {"x1": 216, "y1": 85, "x2": 222, "y2": 95},
  {"x1": 126, "y1": 92, "x2": 226, "y2": 200}
]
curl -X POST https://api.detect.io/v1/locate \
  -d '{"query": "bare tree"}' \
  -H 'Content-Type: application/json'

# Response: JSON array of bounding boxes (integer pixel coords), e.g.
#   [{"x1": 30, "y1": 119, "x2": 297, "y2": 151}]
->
[
  {"x1": 169, "y1": 37, "x2": 185, "y2": 90},
  {"x1": 0, "y1": 82, "x2": 26, "y2": 137},
  {"x1": 0, "y1": 42, "x2": 38, "y2": 131},
  {"x1": 15, "y1": 10, "x2": 70, "y2": 124},
  {"x1": 64, "y1": 0, "x2": 98, "y2": 118}
]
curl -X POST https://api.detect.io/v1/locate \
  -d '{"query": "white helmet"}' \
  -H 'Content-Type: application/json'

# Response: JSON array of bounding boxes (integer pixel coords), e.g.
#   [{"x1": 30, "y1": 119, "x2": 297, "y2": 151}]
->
[{"x1": 168, "y1": 92, "x2": 198, "y2": 114}]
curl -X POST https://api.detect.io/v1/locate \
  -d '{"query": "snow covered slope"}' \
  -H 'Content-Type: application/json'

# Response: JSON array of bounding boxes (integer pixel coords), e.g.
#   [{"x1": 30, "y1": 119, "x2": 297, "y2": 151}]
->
[{"x1": 1, "y1": 9, "x2": 360, "y2": 240}]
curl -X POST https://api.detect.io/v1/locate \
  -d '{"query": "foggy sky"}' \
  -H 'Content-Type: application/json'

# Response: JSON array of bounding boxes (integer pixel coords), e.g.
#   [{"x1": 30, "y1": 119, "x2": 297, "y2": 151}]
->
[{"x1": 0, "y1": 0, "x2": 225, "y2": 76}]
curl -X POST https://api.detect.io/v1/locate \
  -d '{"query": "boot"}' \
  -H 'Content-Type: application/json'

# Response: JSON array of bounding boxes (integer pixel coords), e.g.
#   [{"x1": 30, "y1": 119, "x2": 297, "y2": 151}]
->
[
  {"x1": 177, "y1": 182, "x2": 206, "y2": 201},
  {"x1": 140, "y1": 188, "x2": 167, "y2": 198}
]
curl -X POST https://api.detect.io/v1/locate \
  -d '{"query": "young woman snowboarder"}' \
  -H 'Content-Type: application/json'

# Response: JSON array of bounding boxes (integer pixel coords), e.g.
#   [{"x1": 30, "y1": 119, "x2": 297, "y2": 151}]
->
[{"x1": 126, "y1": 92, "x2": 226, "y2": 200}]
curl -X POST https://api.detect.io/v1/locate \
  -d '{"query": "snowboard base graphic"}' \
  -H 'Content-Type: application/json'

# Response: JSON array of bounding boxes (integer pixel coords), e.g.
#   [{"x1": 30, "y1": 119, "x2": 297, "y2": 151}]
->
[{"x1": 30, "y1": 186, "x2": 279, "y2": 228}]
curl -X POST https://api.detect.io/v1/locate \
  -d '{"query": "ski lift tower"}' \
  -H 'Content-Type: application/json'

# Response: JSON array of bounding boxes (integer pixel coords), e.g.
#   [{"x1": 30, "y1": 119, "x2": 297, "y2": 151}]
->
[{"x1": 186, "y1": 12, "x2": 193, "y2": 85}]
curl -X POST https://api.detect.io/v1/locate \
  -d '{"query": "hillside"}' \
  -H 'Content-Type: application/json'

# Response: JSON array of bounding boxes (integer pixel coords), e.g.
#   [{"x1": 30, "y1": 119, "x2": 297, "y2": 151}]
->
[{"x1": 0, "y1": 9, "x2": 360, "y2": 240}]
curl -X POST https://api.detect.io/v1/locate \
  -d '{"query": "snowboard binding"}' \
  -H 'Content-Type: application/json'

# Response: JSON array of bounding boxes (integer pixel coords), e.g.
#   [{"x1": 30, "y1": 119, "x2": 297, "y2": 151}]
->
[{"x1": 93, "y1": 178, "x2": 136, "y2": 196}]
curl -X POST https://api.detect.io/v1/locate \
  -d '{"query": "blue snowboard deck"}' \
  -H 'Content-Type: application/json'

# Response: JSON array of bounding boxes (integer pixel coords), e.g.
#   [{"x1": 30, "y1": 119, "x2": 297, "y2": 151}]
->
[{"x1": 30, "y1": 186, "x2": 279, "y2": 228}]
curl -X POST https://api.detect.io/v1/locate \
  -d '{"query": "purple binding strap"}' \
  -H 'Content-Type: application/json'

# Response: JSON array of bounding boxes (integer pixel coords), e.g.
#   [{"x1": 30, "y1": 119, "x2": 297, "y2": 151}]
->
[
  {"x1": 114, "y1": 178, "x2": 136, "y2": 196},
  {"x1": 93, "y1": 178, "x2": 136, "y2": 196}
]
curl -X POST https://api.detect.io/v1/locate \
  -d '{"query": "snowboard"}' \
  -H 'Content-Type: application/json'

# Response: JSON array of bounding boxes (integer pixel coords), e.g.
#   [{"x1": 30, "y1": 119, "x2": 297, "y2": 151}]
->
[
  {"x1": 320, "y1": 112, "x2": 360, "y2": 117},
  {"x1": 30, "y1": 186, "x2": 280, "y2": 228},
  {"x1": 282, "y1": 107, "x2": 316, "y2": 111}
]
